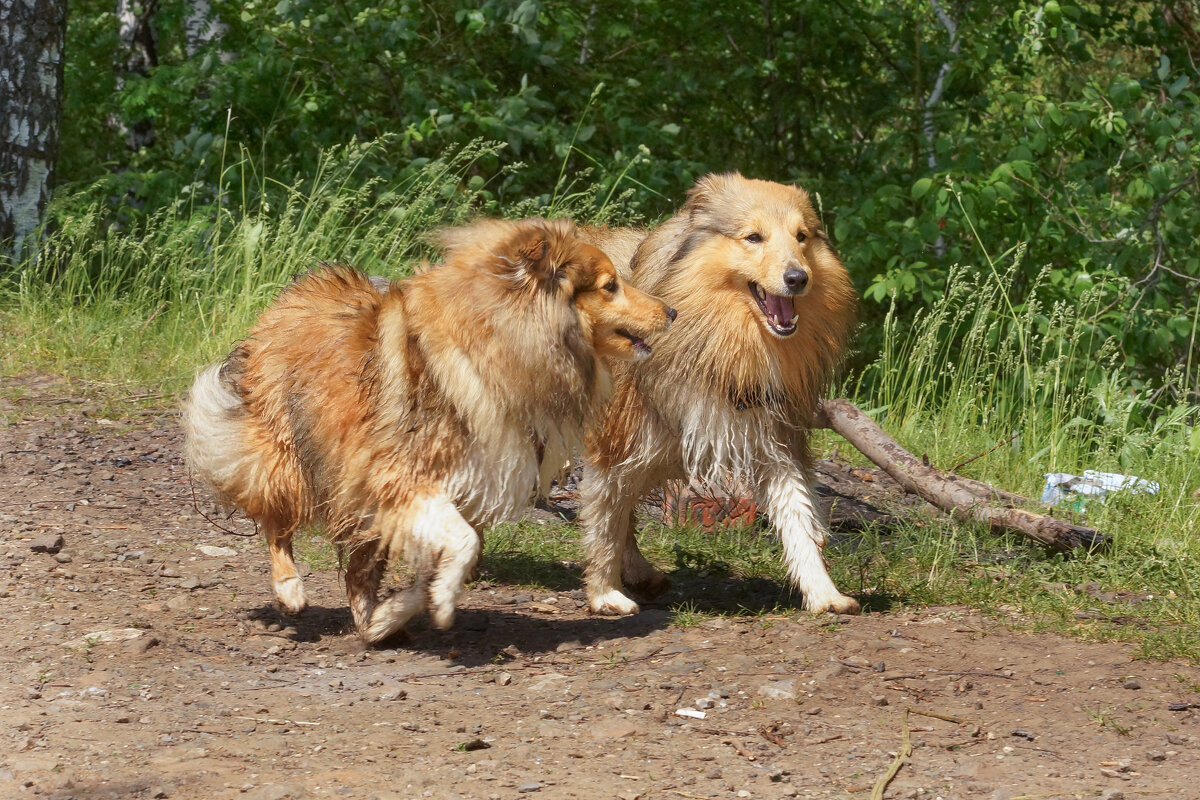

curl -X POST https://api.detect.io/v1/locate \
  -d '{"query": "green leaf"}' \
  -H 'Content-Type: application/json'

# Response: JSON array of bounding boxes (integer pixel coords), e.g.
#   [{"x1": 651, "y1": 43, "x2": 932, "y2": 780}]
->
[{"x1": 911, "y1": 178, "x2": 933, "y2": 200}]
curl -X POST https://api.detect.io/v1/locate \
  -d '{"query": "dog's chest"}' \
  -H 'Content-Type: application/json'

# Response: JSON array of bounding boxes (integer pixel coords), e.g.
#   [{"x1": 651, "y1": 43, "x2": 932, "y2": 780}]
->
[{"x1": 673, "y1": 396, "x2": 795, "y2": 480}]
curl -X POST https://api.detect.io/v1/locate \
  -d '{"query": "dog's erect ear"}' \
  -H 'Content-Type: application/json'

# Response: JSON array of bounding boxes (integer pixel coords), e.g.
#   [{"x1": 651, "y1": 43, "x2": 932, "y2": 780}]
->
[{"x1": 685, "y1": 172, "x2": 743, "y2": 219}]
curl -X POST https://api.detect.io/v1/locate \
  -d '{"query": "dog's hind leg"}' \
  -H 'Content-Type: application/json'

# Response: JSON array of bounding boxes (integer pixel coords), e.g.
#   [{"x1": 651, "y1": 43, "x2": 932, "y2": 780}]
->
[
  {"x1": 757, "y1": 466, "x2": 860, "y2": 615},
  {"x1": 409, "y1": 494, "x2": 482, "y2": 631},
  {"x1": 265, "y1": 520, "x2": 308, "y2": 615},
  {"x1": 581, "y1": 465, "x2": 643, "y2": 615}
]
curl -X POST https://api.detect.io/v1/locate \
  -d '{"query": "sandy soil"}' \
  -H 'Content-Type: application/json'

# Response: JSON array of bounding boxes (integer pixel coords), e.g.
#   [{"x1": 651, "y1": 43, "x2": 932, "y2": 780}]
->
[{"x1": 2, "y1": 376, "x2": 1198, "y2": 800}]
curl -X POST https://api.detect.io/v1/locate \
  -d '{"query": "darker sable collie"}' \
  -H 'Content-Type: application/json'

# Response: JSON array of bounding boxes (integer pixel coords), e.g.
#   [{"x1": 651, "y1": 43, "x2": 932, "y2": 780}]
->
[
  {"x1": 182, "y1": 218, "x2": 674, "y2": 643},
  {"x1": 580, "y1": 173, "x2": 858, "y2": 616}
]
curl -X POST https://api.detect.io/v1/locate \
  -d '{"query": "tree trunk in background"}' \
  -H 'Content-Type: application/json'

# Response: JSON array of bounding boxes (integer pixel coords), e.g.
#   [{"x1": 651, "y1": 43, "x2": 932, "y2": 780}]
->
[
  {"x1": 114, "y1": 0, "x2": 158, "y2": 150},
  {"x1": 185, "y1": 0, "x2": 228, "y2": 59},
  {"x1": 0, "y1": 0, "x2": 67, "y2": 264}
]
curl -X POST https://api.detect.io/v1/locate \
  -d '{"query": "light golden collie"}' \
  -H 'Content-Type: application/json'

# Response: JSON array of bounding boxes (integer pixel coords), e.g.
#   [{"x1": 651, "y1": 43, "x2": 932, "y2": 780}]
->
[
  {"x1": 182, "y1": 218, "x2": 675, "y2": 643},
  {"x1": 580, "y1": 173, "x2": 859, "y2": 615}
]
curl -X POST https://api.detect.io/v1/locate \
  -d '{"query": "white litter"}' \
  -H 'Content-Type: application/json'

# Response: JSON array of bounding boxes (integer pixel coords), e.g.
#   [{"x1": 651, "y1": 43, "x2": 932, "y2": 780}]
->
[
  {"x1": 1042, "y1": 470, "x2": 1159, "y2": 512},
  {"x1": 674, "y1": 708, "x2": 707, "y2": 719}
]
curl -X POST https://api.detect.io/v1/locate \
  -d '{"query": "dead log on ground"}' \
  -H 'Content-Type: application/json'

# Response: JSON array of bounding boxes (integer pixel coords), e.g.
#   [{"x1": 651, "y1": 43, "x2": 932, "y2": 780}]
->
[{"x1": 814, "y1": 398, "x2": 1108, "y2": 552}]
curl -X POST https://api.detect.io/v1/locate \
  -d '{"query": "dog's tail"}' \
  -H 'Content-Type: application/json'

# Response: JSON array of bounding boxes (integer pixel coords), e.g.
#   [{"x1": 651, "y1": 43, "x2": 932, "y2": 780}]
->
[{"x1": 181, "y1": 360, "x2": 251, "y2": 502}]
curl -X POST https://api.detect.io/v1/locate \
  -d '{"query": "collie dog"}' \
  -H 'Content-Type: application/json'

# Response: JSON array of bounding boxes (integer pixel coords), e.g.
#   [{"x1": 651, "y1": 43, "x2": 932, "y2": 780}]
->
[
  {"x1": 182, "y1": 218, "x2": 675, "y2": 643},
  {"x1": 580, "y1": 173, "x2": 859, "y2": 615}
]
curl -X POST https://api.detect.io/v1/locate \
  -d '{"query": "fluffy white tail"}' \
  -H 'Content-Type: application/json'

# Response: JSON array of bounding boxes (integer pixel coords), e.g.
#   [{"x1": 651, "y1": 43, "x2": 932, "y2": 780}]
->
[{"x1": 181, "y1": 363, "x2": 249, "y2": 499}]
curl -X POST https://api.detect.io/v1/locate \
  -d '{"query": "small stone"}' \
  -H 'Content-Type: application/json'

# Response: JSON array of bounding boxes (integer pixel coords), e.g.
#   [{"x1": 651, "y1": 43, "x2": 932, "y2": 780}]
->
[
  {"x1": 458, "y1": 738, "x2": 490, "y2": 752},
  {"x1": 54, "y1": 552, "x2": 73, "y2": 563},
  {"x1": 1011, "y1": 729, "x2": 1035, "y2": 741},
  {"x1": 125, "y1": 636, "x2": 160, "y2": 655},
  {"x1": 1099, "y1": 790, "x2": 1125, "y2": 800},
  {"x1": 757, "y1": 680, "x2": 797, "y2": 701},
  {"x1": 517, "y1": 782, "x2": 541, "y2": 793},
  {"x1": 871, "y1": 695, "x2": 889, "y2": 707},
  {"x1": 1121, "y1": 678, "x2": 1142, "y2": 690},
  {"x1": 379, "y1": 688, "x2": 407, "y2": 701},
  {"x1": 590, "y1": 718, "x2": 641, "y2": 740},
  {"x1": 814, "y1": 663, "x2": 849, "y2": 682},
  {"x1": 166, "y1": 595, "x2": 191, "y2": 612},
  {"x1": 1146, "y1": 749, "x2": 1166, "y2": 762},
  {"x1": 29, "y1": 534, "x2": 64, "y2": 554},
  {"x1": 1165, "y1": 733, "x2": 1188, "y2": 746},
  {"x1": 180, "y1": 576, "x2": 201, "y2": 590},
  {"x1": 149, "y1": 786, "x2": 168, "y2": 798},
  {"x1": 495, "y1": 672, "x2": 513, "y2": 686},
  {"x1": 198, "y1": 545, "x2": 236, "y2": 557}
]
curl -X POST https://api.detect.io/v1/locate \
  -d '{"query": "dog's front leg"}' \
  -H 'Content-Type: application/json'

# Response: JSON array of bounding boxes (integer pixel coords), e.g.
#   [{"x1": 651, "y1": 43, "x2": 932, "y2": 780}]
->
[
  {"x1": 408, "y1": 494, "x2": 482, "y2": 631},
  {"x1": 581, "y1": 465, "x2": 643, "y2": 615},
  {"x1": 756, "y1": 466, "x2": 860, "y2": 615},
  {"x1": 346, "y1": 530, "x2": 425, "y2": 645}
]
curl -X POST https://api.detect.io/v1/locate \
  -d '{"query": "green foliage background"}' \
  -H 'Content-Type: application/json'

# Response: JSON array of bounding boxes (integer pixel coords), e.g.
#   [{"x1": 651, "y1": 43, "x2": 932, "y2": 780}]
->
[{"x1": 50, "y1": 0, "x2": 1200, "y2": 395}]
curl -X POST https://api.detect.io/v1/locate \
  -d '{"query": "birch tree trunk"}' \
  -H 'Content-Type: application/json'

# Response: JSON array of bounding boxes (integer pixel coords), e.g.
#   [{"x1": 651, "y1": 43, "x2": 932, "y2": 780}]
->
[
  {"x1": 114, "y1": 0, "x2": 158, "y2": 151},
  {"x1": 185, "y1": 0, "x2": 228, "y2": 59},
  {"x1": 0, "y1": 0, "x2": 67, "y2": 263}
]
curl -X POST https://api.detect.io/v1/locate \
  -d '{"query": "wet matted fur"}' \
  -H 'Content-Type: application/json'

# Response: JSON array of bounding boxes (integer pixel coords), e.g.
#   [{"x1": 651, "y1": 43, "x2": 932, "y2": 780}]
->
[
  {"x1": 182, "y1": 217, "x2": 674, "y2": 643},
  {"x1": 579, "y1": 173, "x2": 859, "y2": 616}
]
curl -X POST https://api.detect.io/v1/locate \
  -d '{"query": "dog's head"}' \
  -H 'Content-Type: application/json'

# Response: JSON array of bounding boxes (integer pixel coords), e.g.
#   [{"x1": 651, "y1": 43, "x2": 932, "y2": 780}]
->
[
  {"x1": 440, "y1": 218, "x2": 675, "y2": 362},
  {"x1": 669, "y1": 172, "x2": 850, "y2": 339}
]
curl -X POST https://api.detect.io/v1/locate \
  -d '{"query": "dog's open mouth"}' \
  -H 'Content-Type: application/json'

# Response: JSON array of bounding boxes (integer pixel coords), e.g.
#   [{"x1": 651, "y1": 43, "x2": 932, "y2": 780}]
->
[
  {"x1": 748, "y1": 282, "x2": 798, "y2": 337},
  {"x1": 615, "y1": 328, "x2": 652, "y2": 358}
]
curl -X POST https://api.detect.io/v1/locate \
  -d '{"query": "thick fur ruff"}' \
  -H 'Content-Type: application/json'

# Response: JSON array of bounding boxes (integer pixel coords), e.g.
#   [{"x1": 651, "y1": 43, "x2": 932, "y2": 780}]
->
[
  {"x1": 183, "y1": 217, "x2": 673, "y2": 642},
  {"x1": 579, "y1": 173, "x2": 860, "y2": 616}
]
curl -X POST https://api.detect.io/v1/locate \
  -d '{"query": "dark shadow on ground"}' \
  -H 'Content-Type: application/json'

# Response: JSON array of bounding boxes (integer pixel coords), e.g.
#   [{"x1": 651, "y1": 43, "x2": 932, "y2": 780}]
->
[{"x1": 244, "y1": 603, "x2": 356, "y2": 641}]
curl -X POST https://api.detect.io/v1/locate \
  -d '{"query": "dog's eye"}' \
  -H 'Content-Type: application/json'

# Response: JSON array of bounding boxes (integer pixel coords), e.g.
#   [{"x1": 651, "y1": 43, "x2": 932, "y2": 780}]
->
[
  {"x1": 604, "y1": 279, "x2": 618, "y2": 294},
  {"x1": 745, "y1": 233, "x2": 763, "y2": 244},
  {"x1": 796, "y1": 231, "x2": 808, "y2": 243}
]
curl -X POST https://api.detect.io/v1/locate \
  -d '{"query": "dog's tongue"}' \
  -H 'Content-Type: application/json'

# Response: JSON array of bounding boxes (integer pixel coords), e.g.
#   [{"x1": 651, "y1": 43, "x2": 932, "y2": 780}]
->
[{"x1": 763, "y1": 291, "x2": 795, "y2": 327}]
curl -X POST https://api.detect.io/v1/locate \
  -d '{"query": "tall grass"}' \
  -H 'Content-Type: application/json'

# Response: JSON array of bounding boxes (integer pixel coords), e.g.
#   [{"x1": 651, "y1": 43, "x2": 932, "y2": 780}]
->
[
  {"x1": 0, "y1": 138, "x2": 635, "y2": 389},
  {"x1": 2, "y1": 143, "x2": 1198, "y2": 658},
  {"x1": 835, "y1": 244, "x2": 1200, "y2": 658}
]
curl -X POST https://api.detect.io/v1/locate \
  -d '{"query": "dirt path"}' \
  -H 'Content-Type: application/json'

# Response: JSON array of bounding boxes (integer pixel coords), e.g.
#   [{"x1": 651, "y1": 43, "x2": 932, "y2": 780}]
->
[{"x1": 2, "y1": 379, "x2": 1199, "y2": 800}]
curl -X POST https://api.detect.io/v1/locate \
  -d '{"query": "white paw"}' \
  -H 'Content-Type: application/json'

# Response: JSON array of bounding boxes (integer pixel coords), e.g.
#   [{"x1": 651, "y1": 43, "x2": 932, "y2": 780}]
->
[
  {"x1": 430, "y1": 604, "x2": 456, "y2": 631},
  {"x1": 588, "y1": 588, "x2": 640, "y2": 616},
  {"x1": 273, "y1": 576, "x2": 308, "y2": 615},
  {"x1": 362, "y1": 589, "x2": 424, "y2": 643},
  {"x1": 805, "y1": 592, "x2": 860, "y2": 615}
]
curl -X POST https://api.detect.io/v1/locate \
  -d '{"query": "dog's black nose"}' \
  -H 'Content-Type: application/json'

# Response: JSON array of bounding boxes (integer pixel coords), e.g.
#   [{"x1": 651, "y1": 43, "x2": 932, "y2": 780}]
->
[
  {"x1": 783, "y1": 268, "x2": 809, "y2": 293},
  {"x1": 666, "y1": 307, "x2": 677, "y2": 322}
]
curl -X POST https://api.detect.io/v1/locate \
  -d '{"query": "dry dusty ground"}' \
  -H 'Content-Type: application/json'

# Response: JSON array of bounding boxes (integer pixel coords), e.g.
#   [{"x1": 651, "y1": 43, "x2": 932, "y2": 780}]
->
[{"x1": 2, "y1": 376, "x2": 1199, "y2": 800}]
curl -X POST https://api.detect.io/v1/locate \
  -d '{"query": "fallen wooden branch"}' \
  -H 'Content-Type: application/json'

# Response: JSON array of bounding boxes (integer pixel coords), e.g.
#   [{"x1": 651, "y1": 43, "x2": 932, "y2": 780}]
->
[{"x1": 815, "y1": 398, "x2": 1108, "y2": 552}]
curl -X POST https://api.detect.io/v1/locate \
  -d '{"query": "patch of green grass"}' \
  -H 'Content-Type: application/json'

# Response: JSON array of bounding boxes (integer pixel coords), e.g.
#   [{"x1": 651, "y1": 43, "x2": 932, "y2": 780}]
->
[
  {"x1": 480, "y1": 519, "x2": 583, "y2": 591},
  {"x1": 293, "y1": 529, "x2": 341, "y2": 573}
]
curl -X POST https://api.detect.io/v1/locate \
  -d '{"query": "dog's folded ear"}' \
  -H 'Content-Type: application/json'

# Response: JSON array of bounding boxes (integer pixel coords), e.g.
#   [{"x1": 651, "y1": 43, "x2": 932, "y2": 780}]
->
[
  {"x1": 511, "y1": 228, "x2": 552, "y2": 275},
  {"x1": 686, "y1": 171, "x2": 745, "y2": 219}
]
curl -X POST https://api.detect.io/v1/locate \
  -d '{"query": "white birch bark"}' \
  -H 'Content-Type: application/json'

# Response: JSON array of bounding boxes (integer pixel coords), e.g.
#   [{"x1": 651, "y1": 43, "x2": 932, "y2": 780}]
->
[{"x1": 0, "y1": 0, "x2": 67, "y2": 262}]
